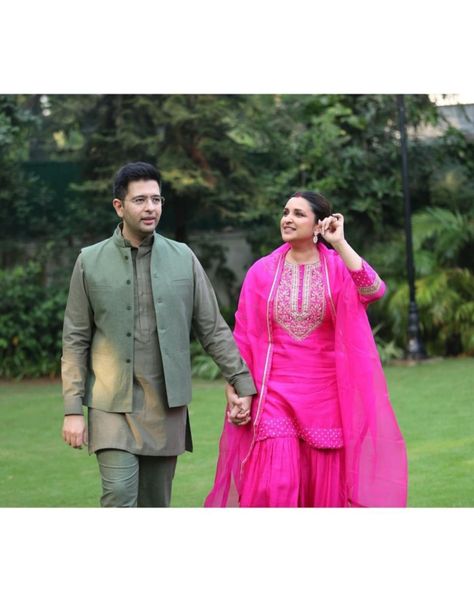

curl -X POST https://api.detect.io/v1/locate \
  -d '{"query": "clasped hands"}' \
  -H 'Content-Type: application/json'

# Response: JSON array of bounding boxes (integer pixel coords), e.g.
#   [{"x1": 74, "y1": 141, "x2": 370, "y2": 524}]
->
[{"x1": 226, "y1": 383, "x2": 252, "y2": 426}]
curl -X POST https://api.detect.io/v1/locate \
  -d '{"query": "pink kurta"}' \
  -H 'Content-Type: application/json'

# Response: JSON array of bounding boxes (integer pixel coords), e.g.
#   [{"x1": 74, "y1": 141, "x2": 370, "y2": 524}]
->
[
  {"x1": 240, "y1": 260, "x2": 345, "y2": 506},
  {"x1": 205, "y1": 243, "x2": 408, "y2": 508}
]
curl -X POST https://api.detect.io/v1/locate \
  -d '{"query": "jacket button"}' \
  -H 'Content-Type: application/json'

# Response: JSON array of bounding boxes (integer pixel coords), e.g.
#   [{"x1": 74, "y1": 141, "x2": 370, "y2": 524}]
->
[
  {"x1": 126, "y1": 359, "x2": 131, "y2": 363},
  {"x1": 124, "y1": 255, "x2": 129, "y2": 260},
  {"x1": 126, "y1": 279, "x2": 131, "y2": 285},
  {"x1": 126, "y1": 305, "x2": 131, "y2": 310},
  {"x1": 126, "y1": 332, "x2": 131, "y2": 337}
]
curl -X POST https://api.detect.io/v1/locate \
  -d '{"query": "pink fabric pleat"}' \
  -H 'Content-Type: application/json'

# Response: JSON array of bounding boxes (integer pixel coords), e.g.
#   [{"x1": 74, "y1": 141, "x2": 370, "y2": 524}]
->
[{"x1": 240, "y1": 438, "x2": 347, "y2": 507}]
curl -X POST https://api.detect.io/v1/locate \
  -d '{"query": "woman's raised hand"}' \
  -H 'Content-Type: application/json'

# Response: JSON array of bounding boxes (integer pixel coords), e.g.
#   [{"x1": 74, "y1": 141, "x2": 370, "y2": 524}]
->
[{"x1": 318, "y1": 213, "x2": 345, "y2": 245}]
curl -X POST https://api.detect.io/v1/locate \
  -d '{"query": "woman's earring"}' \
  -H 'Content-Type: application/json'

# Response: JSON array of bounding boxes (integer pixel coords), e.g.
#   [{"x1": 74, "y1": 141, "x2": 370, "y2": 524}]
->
[{"x1": 313, "y1": 231, "x2": 319, "y2": 244}]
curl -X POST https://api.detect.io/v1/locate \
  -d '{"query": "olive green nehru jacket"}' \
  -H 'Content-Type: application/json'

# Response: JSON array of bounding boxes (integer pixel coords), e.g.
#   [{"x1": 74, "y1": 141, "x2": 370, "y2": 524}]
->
[{"x1": 61, "y1": 228, "x2": 256, "y2": 415}]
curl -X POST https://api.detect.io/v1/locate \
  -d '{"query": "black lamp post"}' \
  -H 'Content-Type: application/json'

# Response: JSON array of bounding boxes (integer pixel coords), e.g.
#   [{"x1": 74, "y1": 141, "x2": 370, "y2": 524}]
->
[{"x1": 396, "y1": 95, "x2": 426, "y2": 360}]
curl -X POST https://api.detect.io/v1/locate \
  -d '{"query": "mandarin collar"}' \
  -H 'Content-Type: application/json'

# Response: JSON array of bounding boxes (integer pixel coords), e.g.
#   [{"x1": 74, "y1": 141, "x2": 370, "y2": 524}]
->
[{"x1": 113, "y1": 224, "x2": 155, "y2": 249}]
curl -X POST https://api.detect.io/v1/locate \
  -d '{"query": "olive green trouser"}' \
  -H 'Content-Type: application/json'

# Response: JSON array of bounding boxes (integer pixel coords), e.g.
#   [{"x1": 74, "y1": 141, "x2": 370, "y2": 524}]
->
[{"x1": 96, "y1": 449, "x2": 177, "y2": 508}]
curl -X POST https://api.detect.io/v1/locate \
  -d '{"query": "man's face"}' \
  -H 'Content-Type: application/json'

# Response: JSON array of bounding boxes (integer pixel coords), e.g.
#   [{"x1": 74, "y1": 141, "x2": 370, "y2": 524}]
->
[{"x1": 112, "y1": 179, "x2": 163, "y2": 243}]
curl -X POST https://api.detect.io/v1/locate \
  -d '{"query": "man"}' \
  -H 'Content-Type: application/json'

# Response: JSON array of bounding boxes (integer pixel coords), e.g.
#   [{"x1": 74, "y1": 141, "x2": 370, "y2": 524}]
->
[{"x1": 61, "y1": 162, "x2": 255, "y2": 507}]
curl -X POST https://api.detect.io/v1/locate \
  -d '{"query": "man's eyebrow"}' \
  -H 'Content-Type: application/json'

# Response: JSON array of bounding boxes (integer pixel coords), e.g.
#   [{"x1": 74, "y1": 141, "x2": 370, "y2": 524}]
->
[{"x1": 131, "y1": 193, "x2": 162, "y2": 198}]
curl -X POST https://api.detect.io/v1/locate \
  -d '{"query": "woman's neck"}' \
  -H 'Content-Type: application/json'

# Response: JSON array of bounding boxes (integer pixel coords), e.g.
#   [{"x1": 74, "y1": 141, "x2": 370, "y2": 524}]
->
[{"x1": 286, "y1": 241, "x2": 319, "y2": 264}]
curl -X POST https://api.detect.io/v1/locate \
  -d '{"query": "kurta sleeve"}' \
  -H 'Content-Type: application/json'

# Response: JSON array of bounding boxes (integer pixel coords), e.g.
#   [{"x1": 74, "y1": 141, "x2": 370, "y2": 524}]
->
[
  {"x1": 348, "y1": 259, "x2": 386, "y2": 304},
  {"x1": 190, "y1": 252, "x2": 257, "y2": 397},
  {"x1": 61, "y1": 254, "x2": 93, "y2": 415}
]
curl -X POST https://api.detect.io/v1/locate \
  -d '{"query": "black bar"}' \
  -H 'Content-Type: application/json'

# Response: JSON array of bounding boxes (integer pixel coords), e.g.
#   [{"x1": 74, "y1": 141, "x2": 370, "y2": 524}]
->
[{"x1": 396, "y1": 95, "x2": 426, "y2": 359}]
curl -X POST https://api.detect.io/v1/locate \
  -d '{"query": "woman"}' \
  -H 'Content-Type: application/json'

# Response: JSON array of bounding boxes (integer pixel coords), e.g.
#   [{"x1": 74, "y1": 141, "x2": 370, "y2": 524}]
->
[{"x1": 205, "y1": 191, "x2": 407, "y2": 507}]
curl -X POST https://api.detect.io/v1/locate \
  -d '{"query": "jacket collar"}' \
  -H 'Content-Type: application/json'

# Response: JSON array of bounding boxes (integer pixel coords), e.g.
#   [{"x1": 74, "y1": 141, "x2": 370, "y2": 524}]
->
[{"x1": 112, "y1": 223, "x2": 155, "y2": 249}]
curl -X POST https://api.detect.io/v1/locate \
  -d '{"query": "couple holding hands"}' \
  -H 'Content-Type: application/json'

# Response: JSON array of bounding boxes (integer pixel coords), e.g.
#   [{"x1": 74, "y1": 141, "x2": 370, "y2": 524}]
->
[{"x1": 62, "y1": 162, "x2": 407, "y2": 508}]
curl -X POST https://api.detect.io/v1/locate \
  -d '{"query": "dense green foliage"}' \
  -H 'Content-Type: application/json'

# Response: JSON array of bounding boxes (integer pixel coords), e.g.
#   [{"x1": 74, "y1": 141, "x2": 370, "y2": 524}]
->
[
  {"x1": 27, "y1": 94, "x2": 262, "y2": 243},
  {"x1": 0, "y1": 94, "x2": 473, "y2": 376},
  {"x1": 371, "y1": 127, "x2": 474, "y2": 356},
  {"x1": 0, "y1": 96, "x2": 54, "y2": 254},
  {"x1": 0, "y1": 260, "x2": 67, "y2": 378}
]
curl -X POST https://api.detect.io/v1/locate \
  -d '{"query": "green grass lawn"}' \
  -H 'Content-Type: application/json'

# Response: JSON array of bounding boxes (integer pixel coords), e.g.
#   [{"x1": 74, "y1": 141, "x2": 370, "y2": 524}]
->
[{"x1": 0, "y1": 357, "x2": 473, "y2": 507}]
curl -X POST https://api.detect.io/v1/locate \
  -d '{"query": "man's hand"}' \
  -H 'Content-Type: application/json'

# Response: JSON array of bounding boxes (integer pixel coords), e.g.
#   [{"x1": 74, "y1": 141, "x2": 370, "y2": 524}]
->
[
  {"x1": 62, "y1": 415, "x2": 88, "y2": 449},
  {"x1": 225, "y1": 383, "x2": 252, "y2": 426}
]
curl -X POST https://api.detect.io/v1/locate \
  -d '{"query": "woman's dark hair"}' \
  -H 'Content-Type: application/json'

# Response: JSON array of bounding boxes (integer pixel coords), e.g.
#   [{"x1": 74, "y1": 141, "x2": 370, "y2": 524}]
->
[
  {"x1": 291, "y1": 191, "x2": 332, "y2": 220},
  {"x1": 290, "y1": 190, "x2": 333, "y2": 248},
  {"x1": 113, "y1": 162, "x2": 161, "y2": 200}
]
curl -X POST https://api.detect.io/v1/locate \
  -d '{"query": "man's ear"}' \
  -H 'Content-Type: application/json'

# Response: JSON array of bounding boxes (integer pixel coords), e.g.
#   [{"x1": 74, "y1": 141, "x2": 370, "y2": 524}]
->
[{"x1": 112, "y1": 198, "x2": 124, "y2": 218}]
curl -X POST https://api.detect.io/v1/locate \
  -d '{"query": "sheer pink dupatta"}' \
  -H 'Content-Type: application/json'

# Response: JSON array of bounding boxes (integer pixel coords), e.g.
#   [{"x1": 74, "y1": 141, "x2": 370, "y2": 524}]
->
[
  {"x1": 324, "y1": 246, "x2": 408, "y2": 506},
  {"x1": 204, "y1": 256, "x2": 265, "y2": 507}
]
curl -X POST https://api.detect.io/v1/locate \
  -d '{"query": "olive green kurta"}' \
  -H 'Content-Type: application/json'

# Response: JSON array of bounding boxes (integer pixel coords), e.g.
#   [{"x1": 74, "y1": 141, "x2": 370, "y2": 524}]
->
[
  {"x1": 62, "y1": 227, "x2": 256, "y2": 414},
  {"x1": 87, "y1": 233, "x2": 191, "y2": 455},
  {"x1": 63, "y1": 225, "x2": 257, "y2": 456}
]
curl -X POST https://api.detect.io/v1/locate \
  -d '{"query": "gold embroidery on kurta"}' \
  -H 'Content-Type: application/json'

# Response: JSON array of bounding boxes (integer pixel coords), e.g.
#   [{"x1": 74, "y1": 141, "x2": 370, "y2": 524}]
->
[
  {"x1": 357, "y1": 274, "x2": 381, "y2": 295},
  {"x1": 275, "y1": 262, "x2": 325, "y2": 340}
]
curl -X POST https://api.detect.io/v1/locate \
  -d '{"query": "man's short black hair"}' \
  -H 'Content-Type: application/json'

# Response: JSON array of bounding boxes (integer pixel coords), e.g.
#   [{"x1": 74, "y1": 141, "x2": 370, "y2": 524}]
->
[{"x1": 113, "y1": 162, "x2": 161, "y2": 200}]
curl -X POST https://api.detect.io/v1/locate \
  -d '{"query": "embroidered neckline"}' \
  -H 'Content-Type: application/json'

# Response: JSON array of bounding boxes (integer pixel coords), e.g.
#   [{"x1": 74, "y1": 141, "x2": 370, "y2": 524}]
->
[
  {"x1": 274, "y1": 261, "x2": 326, "y2": 340},
  {"x1": 284, "y1": 259, "x2": 320, "y2": 268}
]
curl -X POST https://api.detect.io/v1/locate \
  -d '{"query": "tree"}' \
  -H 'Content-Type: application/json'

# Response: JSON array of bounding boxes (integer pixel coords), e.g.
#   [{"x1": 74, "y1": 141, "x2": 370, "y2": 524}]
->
[
  {"x1": 233, "y1": 94, "x2": 440, "y2": 256},
  {"x1": 40, "y1": 94, "x2": 263, "y2": 243},
  {"x1": 3, "y1": 93, "x2": 472, "y2": 363},
  {"x1": 0, "y1": 95, "x2": 52, "y2": 250}
]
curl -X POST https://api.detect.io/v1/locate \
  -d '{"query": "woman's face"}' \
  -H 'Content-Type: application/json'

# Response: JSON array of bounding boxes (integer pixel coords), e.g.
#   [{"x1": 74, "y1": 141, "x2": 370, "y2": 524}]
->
[{"x1": 280, "y1": 197, "x2": 318, "y2": 244}]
